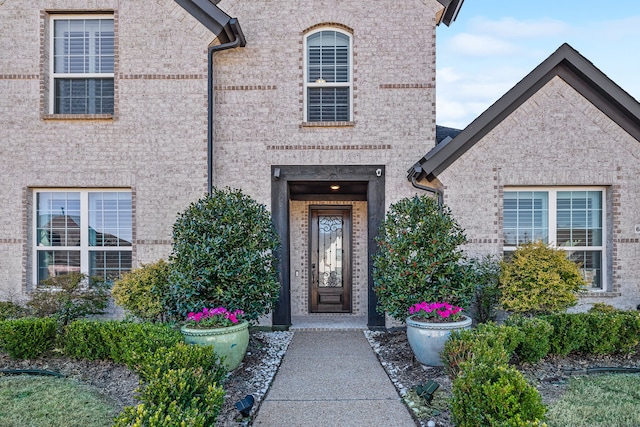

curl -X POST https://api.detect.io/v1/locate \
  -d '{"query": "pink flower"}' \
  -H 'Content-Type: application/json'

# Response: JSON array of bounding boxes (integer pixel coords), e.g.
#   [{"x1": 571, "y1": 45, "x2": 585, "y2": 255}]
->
[
  {"x1": 408, "y1": 301, "x2": 464, "y2": 322},
  {"x1": 185, "y1": 306, "x2": 245, "y2": 328}
]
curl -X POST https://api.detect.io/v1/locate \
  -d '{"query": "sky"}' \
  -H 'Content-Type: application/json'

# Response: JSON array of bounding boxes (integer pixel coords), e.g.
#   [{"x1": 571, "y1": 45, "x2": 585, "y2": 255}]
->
[{"x1": 436, "y1": 1, "x2": 640, "y2": 129}]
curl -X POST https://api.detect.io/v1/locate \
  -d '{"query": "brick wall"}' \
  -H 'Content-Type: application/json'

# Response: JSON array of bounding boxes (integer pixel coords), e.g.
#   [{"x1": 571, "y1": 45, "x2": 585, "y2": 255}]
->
[
  {"x1": 438, "y1": 76, "x2": 640, "y2": 309},
  {"x1": 212, "y1": 0, "x2": 440, "y2": 207},
  {"x1": 0, "y1": 0, "x2": 215, "y2": 296}
]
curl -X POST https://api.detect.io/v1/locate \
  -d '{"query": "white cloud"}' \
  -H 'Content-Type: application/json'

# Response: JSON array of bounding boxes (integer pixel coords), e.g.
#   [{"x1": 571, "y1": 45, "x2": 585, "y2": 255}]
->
[
  {"x1": 469, "y1": 16, "x2": 570, "y2": 39},
  {"x1": 448, "y1": 33, "x2": 520, "y2": 57},
  {"x1": 437, "y1": 67, "x2": 463, "y2": 84},
  {"x1": 436, "y1": 64, "x2": 529, "y2": 129}
]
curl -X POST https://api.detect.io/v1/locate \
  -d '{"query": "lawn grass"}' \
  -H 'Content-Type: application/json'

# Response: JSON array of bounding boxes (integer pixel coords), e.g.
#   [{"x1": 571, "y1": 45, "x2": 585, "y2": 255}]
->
[
  {"x1": 546, "y1": 373, "x2": 640, "y2": 427},
  {"x1": 0, "y1": 375, "x2": 118, "y2": 427}
]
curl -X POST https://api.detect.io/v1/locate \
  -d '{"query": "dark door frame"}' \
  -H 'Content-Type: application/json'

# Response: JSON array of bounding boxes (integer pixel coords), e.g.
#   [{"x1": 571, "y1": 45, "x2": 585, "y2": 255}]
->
[{"x1": 271, "y1": 165, "x2": 386, "y2": 329}]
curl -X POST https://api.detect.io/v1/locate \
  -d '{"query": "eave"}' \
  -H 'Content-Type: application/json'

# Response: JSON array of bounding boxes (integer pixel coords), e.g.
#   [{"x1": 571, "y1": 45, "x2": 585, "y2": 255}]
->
[
  {"x1": 410, "y1": 43, "x2": 640, "y2": 182},
  {"x1": 175, "y1": 0, "x2": 246, "y2": 46},
  {"x1": 436, "y1": 0, "x2": 465, "y2": 26}
]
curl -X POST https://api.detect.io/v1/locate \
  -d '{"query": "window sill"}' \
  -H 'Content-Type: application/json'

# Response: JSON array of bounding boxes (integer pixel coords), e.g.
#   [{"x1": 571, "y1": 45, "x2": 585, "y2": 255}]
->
[
  {"x1": 43, "y1": 114, "x2": 113, "y2": 121},
  {"x1": 302, "y1": 121, "x2": 355, "y2": 128},
  {"x1": 580, "y1": 291, "x2": 621, "y2": 298}
]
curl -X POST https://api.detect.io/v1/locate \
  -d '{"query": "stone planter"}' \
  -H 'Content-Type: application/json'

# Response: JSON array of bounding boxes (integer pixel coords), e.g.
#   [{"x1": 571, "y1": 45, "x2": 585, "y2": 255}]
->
[
  {"x1": 180, "y1": 320, "x2": 250, "y2": 371},
  {"x1": 406, "y1": 315, "x2": 472, "y2": 366}
]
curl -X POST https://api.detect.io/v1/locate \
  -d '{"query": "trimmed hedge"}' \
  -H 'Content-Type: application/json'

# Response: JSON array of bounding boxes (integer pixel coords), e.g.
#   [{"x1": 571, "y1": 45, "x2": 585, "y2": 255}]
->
[
  {"x1": 61, "y1": 320, "x2": 183, "y2": 367},
  {"x1": 445, "y1": 309, "x2": 640, "y2": 426},
  {"x1": 0, "y1": 317, "x2": 57, "y2": 359},
  {"x1": 505, "y1": 315, "x2": 554, "y2": 364},
  {"x1": 544, "y1": 310, "x2": 640, "y2": 356},
  {"x1": 443, "y1": 322, "x2": 523, "y2": 379}
]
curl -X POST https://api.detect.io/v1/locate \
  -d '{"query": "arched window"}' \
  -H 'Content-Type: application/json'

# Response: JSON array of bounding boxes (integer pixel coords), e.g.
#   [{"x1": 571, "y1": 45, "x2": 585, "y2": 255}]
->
[{"x1": 304, "y1": 29, "x2": 352, "y2": 122}]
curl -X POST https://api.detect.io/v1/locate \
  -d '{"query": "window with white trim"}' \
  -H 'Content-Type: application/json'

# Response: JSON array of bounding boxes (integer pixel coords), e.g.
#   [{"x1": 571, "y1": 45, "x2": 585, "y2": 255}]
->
[
  {"x1": 34, "y1": 190, "x2": 132, "y2": 284},
  {"x1": 51, "y1": 15, "x2": 114, "y2": 114},
  {"x1": 304, "y1": 29, "x2": 352, "y2": 122},
  {"x1": 503, "y1": 188, "x2": 605, "y2": 290}
]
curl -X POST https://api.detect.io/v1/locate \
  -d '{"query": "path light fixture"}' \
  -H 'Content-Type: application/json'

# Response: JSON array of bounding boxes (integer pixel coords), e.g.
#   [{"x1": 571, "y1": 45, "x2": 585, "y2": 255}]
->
[
  {"x1": 414, "y1": 380, "x2": 439, "y2": 404},
  {"x1": 235, "y1": 394, "x2": 254, "y2": 417}
]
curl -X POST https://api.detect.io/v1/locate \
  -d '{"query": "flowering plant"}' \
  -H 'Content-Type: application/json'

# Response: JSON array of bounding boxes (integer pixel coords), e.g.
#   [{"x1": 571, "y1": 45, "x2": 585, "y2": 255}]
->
[
  {"x1": 408, "y1": 302, "x2": 464, "y2": 323},
  {"x1": 185, "y1": 307, "x2": 245, "y2": 328}
]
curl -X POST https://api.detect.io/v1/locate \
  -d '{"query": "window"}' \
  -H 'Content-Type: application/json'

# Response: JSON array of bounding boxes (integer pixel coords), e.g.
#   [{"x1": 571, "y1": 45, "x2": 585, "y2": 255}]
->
[
  {"x1": 304, "y1": 29, "x2": 352, "y2": 122},
  {"x1": 503, "y1": 188, "x2": 605, "y2": 290},
  {"x1": 35, "y1": 190, "x2": 132, "y2": 284},
  {"x1": 51, "y1": 15, "x2": 114, "y2": 114}
]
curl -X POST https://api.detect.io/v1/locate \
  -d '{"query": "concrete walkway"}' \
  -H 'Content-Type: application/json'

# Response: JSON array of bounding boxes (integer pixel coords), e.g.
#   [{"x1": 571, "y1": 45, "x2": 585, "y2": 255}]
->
[{"x1": 252, "y1": 330, "x2": 416, "y2": 426}]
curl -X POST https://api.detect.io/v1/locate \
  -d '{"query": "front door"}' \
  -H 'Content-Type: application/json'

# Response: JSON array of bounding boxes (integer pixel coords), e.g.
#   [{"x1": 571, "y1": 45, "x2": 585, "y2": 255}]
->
[{"x1": 309, "y1": 207, "x2": 351, "y2": 313}]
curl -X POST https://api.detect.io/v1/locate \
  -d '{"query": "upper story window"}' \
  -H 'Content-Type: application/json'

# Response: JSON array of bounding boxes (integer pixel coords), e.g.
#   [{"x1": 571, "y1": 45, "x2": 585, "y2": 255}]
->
[
  {"x1": 34, "y1": 190, "x2": 132, "y2": 284},
  {"x1": 50, "y1": 15, "x2": 114, "y2": 115},
  {"x1": 503, "y1": 188, "x2": 605, "y2": 290},
  {"x1": 304, "y1": 29, "x2": 352, "y2": 122}
]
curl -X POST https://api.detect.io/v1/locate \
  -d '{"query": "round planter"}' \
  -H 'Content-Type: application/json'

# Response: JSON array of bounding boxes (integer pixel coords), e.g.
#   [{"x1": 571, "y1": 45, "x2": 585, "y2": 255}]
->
[
  {"x1": 180, "y1": 320, "x2": 249, "y2": 371},
  {"x1": 406, "y1": 315, "x2": 472, "y2": 366}
]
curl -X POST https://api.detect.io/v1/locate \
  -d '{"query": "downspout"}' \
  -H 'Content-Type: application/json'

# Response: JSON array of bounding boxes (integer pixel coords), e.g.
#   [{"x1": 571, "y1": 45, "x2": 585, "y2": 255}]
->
[
  {"x1": 410, "y1": 164, "x2": 444, "y2": 206},
  {"x1": 207, "y1": 19, "x2": 245, "y2": 194}
]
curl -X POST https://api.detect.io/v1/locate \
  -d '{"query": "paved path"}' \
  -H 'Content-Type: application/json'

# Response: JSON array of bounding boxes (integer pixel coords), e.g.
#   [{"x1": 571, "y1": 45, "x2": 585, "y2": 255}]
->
[{"x1": 252, "y1": 330, "x2": 416, "y2": 426}]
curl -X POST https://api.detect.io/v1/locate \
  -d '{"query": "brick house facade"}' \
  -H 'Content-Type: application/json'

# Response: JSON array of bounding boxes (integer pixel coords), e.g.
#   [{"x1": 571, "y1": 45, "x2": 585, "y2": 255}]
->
[
  {"x1": 0, "y1": 0, "x2": 463, "y2": 327},
  {"x1": 2, "y1": 1, "x2": 638, "y2": 327}
]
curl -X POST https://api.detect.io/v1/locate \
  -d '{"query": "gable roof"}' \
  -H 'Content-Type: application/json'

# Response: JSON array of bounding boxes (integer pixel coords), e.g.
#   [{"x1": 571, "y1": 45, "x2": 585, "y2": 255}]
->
[
  {"x1": 436, "y1": 125, "x2": 462, "y2": 144},
  {"x1": 410, "y1": 43, "x2": 640, "y2": 181}
]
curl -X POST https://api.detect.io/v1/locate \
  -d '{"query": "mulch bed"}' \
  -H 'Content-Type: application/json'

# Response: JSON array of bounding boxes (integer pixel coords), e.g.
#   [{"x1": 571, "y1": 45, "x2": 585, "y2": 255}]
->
[{"x1": 366, "y1": 329, "x2": 640, "y2": 427}]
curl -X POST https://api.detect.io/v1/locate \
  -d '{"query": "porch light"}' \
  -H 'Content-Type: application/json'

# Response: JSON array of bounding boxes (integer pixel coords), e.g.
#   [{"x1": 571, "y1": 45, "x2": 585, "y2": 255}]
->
[{"x1": 330, "y1": 184, "x2": 340, "y2": 191}]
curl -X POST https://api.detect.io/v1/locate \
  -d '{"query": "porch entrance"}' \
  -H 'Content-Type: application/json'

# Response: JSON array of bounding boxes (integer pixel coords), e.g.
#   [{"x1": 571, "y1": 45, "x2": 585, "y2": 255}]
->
[
  {"x1": 270, "y1": 165, "x2": 386, "y2": 328},
  {"x1": 309, "y1": 207, "x2": 351, "y2": 313}
]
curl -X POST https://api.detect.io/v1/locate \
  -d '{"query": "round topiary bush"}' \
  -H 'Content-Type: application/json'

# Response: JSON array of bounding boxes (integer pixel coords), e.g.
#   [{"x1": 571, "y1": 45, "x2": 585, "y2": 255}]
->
[
  {"x1": 499, "y1": 241, "x2": 585, "y2": 316},
  {"x1": 112, "y1": 259, "x2": 171, "y2": 322},
  {"x1": 372, "y1": 195, "x2": 475, "y2": 321},
  {"x1": 165, "y1": 188, "x2": 280, "y2": 322}
]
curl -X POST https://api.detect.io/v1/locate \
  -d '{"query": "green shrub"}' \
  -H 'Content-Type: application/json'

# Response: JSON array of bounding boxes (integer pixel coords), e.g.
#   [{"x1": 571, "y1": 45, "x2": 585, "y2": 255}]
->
[
  {"x1": 499, "y1": 242, "x2": 585, "y2": 315},
  {"x1": 583, "y1": 311, "x2": 624, "y2": 355},
  {"x1": 61, "y1": 320, "x2": 182, "y2": 367},
  {"x1": 114, "y1": 398, "x2": 221, "y2": 427},
  {"x1": 372, "y1": 195, "x2": 475, "y2": 321},
  {"x1": 443, "y1": 323, "x2": 523, "y2": 379},
  {"x1": 114, "y1": 368, "x2": 225, "y2": 427},
  {"x1": 505, "y1": 315, "x2": 553, "y2": 364},
  {"x1": 27, "y1": 272, "x2": 109, "y2": 326},
  {"x1": 112, "y1": 260, "x2": 171, "y2": 322},
  {"x1": 165, "y1": 188, "x2": 280, "y2": 322},
  {"x1": 132, "y1": 342, "x2": 226, "y2": 384},
  {"x1": 101, "y1": 322, "x2": 182, "y2": 367},
  {"x1": 0, "y1": 317, "x2": 57, "y2": 359},
  {"x1": 544, "y1": 313, "x2": 589, "y2": 356},
  {"x1": 61, "y1": 320, "x2": 111, "y2": 360},
  {"x1": 0, "y1": 301, "x2": 28, "y2": 320},
  {"x1": 614, "y1": 311, "x2": 640, "y2": 354},
  {"x1": 471, "y1": 255, "x2": 502, "y2": 323},
  {"x1": 451, "y1": 363, "x2": 546, "y2": 427}
]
